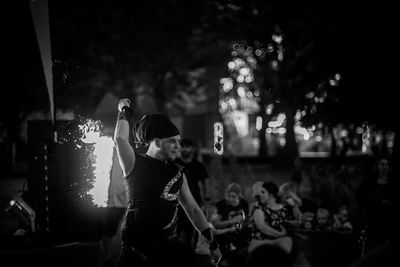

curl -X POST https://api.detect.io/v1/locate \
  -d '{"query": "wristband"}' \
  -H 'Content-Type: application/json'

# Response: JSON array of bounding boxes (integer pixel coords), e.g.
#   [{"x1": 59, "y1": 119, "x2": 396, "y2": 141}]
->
[
  {"x1": 117, "y1": 106, "x2": 133, "y2": 121},
  {"x1": 209, "y1": 240, "x2": 219, "y2": 250},
  {"x1": 201, "y1": 227, "x2": 219, "y2": 250},
  {"x1": 201, "y1": 227, "x2": 213, "y2": 244}
]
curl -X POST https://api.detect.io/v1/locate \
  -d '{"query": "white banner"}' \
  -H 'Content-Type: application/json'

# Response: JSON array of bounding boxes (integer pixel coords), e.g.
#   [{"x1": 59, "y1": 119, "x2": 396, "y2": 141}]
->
[{"x1": 29, "y1": 0, "x2": 54, "y2": 124}]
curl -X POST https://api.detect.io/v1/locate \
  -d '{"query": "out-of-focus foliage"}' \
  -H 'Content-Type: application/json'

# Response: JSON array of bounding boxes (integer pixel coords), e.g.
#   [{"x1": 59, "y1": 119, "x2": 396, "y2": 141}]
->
[
  {"x1": 2, "y1": 0, "x2": 397, "y2": 159},
  {"x1": 49, "y1": 0, "x2": 229, "y2": 116}
]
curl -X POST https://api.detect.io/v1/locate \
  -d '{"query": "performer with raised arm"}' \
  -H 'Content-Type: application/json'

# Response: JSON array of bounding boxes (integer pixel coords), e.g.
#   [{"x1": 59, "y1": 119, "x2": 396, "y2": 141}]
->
[{"x1": 114, "y1": 99, "x2": 221, "y2": 267}]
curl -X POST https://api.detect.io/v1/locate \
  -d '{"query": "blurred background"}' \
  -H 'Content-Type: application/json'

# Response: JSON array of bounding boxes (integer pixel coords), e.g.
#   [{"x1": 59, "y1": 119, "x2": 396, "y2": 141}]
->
[{"x1": 0, "y1": 0, "x2": 398, "y2": 266}]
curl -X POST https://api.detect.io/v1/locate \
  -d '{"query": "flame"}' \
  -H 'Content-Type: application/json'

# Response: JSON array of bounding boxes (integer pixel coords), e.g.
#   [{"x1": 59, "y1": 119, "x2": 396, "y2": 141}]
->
[{"x1": 79, "y1": 119, "x2": 114, "y2": 207}]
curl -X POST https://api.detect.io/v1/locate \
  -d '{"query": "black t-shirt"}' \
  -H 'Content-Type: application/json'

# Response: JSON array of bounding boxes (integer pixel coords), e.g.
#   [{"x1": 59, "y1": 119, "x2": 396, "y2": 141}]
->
[
  {"x1": 124, "y1": 152, "x2": 183, "y2": 230},
  {"x1": 216, "y1": 198, "x2": 249, "y2": 220},
  {"x1": 175, "y1": 158, "x2": 209, "y2": 204},
  {"x1": 215, "y1": 198, "x2": 250, "y2": 250}
]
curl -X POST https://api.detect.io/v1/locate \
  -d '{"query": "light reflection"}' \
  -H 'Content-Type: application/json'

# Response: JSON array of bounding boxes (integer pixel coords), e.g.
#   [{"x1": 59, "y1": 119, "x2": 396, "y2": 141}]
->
[
  {"x1": 256, "y1": 116, "x2": 262, "y2": 131},
  {"x1": 237, "y1": 75, "x2": 245, "y2": 83},
  {"x1": 237, "y1": 86, "x2": 246, "y2": 97}
]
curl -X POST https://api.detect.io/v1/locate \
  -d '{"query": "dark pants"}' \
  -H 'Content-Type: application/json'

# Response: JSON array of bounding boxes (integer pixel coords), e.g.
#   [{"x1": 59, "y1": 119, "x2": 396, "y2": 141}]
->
[
  {"x1": 117, "y1": 209, "x2": 178, "y2": 267},
  {"x1": 177, "y1": 206, "x2": 197, "y2": 249}
]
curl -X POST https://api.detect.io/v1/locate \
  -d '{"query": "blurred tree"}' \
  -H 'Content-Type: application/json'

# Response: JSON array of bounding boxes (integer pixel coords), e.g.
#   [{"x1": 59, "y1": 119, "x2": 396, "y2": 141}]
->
[
  {"x1": 193, "y1": 0, "x2": 397, "y2": 160},
  {"x1": 48, "y1": 0, "x2": 227, "y2": 118},
  {"x1": 3, "y1": 0, "x2": 396, "y2": 162}
]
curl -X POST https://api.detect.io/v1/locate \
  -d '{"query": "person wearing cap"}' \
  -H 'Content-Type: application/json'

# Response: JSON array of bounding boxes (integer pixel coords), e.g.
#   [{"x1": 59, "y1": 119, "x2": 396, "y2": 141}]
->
[{"x1": 114, "y1": 99, "x2": 221, "y2": 267}]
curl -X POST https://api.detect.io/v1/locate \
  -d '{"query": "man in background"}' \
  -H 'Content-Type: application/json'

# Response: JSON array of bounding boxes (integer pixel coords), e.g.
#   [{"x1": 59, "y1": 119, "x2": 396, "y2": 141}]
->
[{"x1": 175, "y1": 138, "x2": 210, "y2": 249}]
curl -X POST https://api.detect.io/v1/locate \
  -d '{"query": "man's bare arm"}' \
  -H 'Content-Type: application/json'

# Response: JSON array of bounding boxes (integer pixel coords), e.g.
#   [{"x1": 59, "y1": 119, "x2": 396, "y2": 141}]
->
[{"x1": 114, "y1": 99, "x2": 135, "y2": 177}]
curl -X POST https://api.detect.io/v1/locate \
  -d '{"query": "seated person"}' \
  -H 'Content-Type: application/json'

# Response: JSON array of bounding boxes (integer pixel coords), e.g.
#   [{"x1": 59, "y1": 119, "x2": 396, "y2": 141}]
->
[
  {"x1": 248, "y1": 181, "x2": 293, "y2": 255},
  {"x1": 301, "y1": 211, "x2": 315, "y2": 230},
  {"x1": 195, "y1": 204, "x2": 238, "y2": 267},
  {"x1": 279, "y1": 182, "x2": 303, "y2": 228},
  {"x1": 211, "y1": 183, "x2": 249, "y2": 267},
  {"x1": 332, "y1": 206, "x2": 353, "y2": 232},
  {"x1": 315, "y1": 208, "x2": 332, "y2": 231}
]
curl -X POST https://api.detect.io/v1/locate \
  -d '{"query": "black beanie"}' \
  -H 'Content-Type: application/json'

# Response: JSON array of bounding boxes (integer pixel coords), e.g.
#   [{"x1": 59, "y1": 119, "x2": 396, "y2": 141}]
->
[{"x1": 133, "y1": 113, "x2": 180, "y2": 145}]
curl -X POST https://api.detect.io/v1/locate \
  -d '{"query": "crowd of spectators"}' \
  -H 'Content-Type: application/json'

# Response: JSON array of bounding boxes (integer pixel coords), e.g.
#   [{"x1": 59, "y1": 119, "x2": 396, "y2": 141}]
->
[
  {"x1": 1, "y1": 152, "x2": 396, "y2": 267},
  {"x1": 185, "y1": 154, "x2": 397, "y2": 267}
]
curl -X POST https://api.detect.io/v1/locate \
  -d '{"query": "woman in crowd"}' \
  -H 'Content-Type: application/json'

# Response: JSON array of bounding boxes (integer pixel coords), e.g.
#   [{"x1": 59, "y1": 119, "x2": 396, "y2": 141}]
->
[{"x1": 248, "y1": 181, "x2": 293, "y2": 254}]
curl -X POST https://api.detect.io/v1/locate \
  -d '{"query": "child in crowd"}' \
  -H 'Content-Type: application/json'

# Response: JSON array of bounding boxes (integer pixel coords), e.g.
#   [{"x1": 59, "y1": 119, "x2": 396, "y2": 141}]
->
[
  {"x1": 333, "y1": 206, "x2": 353, "y2": 231},
  {"x1": 279, "y1": 182, "x2": 303, "y2": 228},
  {"x1": 301, "y1": 212, "x2": 315, "y2": 230},
  {"x1": 315, "y1": 208, "x2": 332, "y2": 231}
]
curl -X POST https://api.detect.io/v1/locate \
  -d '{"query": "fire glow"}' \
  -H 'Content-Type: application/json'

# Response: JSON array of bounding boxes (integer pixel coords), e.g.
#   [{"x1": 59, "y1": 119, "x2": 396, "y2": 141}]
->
[{"x1": 79, "y1": 119, "x2": 114, "y2": 207}]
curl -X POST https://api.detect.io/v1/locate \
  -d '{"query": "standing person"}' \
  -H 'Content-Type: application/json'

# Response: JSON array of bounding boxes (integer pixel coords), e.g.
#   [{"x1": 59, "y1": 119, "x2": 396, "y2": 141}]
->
[
  {"x1": 356, "y1": 155, "x2": 395, "y2": 255},
  {"x1": 114, "y1": 99, "x2": 221, "y2": 267},
  {"x1": 177, "y1": 138, "x2": 209, "y2": 206},
  {"x1": 175, "y1": 138, "x2": 210, "y2": 249}
]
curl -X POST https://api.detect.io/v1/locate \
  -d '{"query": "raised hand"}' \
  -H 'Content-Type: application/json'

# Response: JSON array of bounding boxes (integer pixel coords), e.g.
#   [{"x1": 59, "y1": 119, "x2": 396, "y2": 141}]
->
[{"x1": 118, "y1": 98, "x2": 131, "y2": 112}]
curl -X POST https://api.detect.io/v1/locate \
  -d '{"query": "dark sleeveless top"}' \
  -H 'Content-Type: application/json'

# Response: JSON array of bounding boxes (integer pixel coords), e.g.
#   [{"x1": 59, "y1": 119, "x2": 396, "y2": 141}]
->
[
  {"x1": 248, "y1": 202, "x2": 289, "y2": 240},
  {"x1": 124, "y1": 152, "x2": 184, "y2": 230}
]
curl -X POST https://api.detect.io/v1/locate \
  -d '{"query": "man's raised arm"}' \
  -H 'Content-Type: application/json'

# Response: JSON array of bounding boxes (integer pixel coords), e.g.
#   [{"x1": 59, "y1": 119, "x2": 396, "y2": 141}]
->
[{"x1": 114, "y1": 98, "x2": 135, "y2": 177}]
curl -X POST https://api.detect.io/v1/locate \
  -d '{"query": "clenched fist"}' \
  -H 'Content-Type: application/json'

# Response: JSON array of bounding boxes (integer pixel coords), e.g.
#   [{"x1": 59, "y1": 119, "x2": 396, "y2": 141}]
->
[{"x1": 118, "y1": 98, "x2": 131, "y2": 112}]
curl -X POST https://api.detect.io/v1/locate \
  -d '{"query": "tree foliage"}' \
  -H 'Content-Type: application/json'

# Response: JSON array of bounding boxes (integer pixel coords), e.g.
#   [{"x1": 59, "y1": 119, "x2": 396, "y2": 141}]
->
[
  {"x1": 2, "y1": 0, "x2": 397, "y2": 160},
  {"x1": 48, "y1": 0, "x2": 229, "y2": 117},
  {"x1": 193, "y1": 0, "x2": 397, "y2": 158}
]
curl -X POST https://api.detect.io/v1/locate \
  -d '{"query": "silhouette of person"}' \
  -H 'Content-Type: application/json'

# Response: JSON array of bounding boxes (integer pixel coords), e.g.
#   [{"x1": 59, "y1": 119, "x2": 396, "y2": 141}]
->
[
  {"x1": 356, "y1": 155, "x2": 395, "y2": 254},
  {"x1": 175, "y1": 138, "x2": 210, "y2": 249}
]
